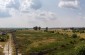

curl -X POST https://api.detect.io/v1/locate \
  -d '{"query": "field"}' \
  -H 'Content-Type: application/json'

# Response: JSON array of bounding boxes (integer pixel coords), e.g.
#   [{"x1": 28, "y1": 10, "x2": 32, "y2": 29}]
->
[{"x1": 13, "y1": 29, "x2": 85, "y2": 55}]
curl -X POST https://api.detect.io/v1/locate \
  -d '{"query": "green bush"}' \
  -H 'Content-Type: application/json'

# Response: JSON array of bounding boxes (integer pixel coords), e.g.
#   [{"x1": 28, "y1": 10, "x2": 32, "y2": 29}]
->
[
  {"x1": 71, "y1": 34, "x2": 78, "y2": 38},
  {"x1": 75, "y1": 45, "x2": 85, "y2": 55},
  {"x1": 0, "y1": 35, "x2": 9, "y2": 42},
  {"x1": 48, "y1": 31, "x2": 55, "y2": 33}
]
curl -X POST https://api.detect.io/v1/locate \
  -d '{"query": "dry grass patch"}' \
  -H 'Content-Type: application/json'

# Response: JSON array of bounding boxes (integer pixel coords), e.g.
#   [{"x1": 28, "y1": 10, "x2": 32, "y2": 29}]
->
[
  {"x1": 0, "y1": 42, "x2": 6, "y2": 55},
  {"x1": 30, "y1": 38, "x2": 56, "y2": 47}
]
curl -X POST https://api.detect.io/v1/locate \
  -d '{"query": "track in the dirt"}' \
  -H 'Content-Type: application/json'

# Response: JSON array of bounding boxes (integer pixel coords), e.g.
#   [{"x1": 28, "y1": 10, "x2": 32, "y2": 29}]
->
[{"x1": 11, "y1": 33, "x2": 18, "y2": 55}]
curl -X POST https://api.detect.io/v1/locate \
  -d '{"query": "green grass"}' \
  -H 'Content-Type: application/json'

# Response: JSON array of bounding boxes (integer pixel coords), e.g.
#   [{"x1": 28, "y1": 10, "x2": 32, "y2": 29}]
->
[{"x1": 14, "y1": 30, "x2": 85, "y2": 55}]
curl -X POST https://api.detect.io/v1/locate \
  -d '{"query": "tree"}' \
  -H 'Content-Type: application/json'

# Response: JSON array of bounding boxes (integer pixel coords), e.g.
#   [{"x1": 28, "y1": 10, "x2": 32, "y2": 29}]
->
[
  {"x1": 33, "y1": 26, "x2": 38, "y2": 30},
  {"x1": 38, "y1": 27, "x2": 41, "y2": 30},
  {"x1": 44, "y1": 27, "x2": 48, "y2": 32},
  {"x1": 33, "y1": 26, "x2": 41, "y2": 30}
]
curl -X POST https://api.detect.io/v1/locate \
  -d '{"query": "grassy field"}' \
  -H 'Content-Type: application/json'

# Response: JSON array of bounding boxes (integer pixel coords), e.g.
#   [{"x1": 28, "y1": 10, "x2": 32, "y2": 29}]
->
[
  {"x1": 14, "y1": 29, "x2": 85, "y2": 55},
  {"x1": 56, "y1": 29, "x2": 85, "y2": 38}
]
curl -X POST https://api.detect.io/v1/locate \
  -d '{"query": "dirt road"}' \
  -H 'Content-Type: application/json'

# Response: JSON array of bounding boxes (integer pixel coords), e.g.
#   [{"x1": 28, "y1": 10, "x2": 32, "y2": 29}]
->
[{"x1": 3, "y1": 34, "x2": 13, "y2": 55}]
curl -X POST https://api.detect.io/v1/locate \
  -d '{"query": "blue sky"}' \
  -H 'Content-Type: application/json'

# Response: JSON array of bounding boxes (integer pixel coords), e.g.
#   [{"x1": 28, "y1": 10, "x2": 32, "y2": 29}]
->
[{"x1": 0, "y1": 0, "x2": 85, "y2": 28}]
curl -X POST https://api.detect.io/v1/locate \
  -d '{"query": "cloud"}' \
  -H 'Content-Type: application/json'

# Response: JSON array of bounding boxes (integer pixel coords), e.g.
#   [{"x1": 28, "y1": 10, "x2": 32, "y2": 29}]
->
[
  {"x1": 6, "y1": 0, "x2": 42, "y2": 11},
  {"x1": 0, "y1": 0, "x2": 42, "y2": 18},
  {"x1": 19, "y1": 10, "x2": 57, "y2": 26},
  {"x1": 30, "y1": 0, "x2": 42, "y2": 10},
  {"x1": 0, "y1": 1, "x2": 11, "y2": 18},
  {"x1": 0, "y1": 10, "x2": 57, "y2": 28},
  {"x1": 36, "y1": 11, "x2": 57, "y2": 21},
  {"x1": 26, "y1": 11, "x2": 57, "y2": 27},
  {"x1": 0, "y1": 11, "x2": 11, "y2": 18},
  {"x1": 20, "y1": 0, "x2": 42, "y2": 12},
  {"x1": 23, "y1": 10, "x2": 57, "y2": 21},
  {"x1": 58, "y1": 0, "x2": 79, "y2": 9},
  {"x1": 6, "y1": 0, "x2": 20, "y2": 10}
]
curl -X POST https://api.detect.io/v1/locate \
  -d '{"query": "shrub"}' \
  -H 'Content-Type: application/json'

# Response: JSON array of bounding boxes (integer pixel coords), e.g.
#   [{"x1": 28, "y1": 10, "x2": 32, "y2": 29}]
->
[
  {"x1": 61, "y1": 44, "x2": 66, "y2": 48},
  {"x1": 80, "y1": 30, "x2": 84, "y2": 33},
  {"x1": 75, "y1": 45, "x2": 85, "y2": 55},
  {"x1": 70, "y1": 41, "x2": 74, "y2": 44},
  {"x1": 79, "y1": 38, "x2": 85, "y2": 41},
  {"x1": 72, "y1": 30, "x2": 76, "y2": 33},
  {"x1": 0, "y1": 35, "x2": 9, "y2": 42},
  {"x1": 48, "y1": 31, "x2": 55, "y2": 33},
  {"x1": 71, "y1": 34, "x2": 78, "y2": 38}
]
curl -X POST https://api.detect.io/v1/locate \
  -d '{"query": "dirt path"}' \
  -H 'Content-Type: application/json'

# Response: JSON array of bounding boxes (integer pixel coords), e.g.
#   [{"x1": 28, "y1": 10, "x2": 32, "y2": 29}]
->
[{"x1": 3, "y1": 34, "x2": 13, "y2": 55}]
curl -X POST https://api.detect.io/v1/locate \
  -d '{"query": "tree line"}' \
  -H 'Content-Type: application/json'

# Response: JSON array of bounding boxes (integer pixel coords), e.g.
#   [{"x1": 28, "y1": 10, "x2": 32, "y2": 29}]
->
[{"x1": 33, "y1": 26, "x2": 48, "y2": 32}]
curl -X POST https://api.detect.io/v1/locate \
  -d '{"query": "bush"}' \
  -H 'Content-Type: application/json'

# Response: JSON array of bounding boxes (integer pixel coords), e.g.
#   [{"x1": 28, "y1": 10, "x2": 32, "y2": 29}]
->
[
  {"x1": 71, "y1": 34, "x2": 78, "y2": 38},
  {"x1": 79, "y1": 38, "x2": 85, "y2": 41},
  {"x1": 75, "y1": 45, "x2": 85, "y2": 55},
  {"x1": 0, "y1": 35, "x2": 9, "y2": 42},
  {"x1": 80, "y1": 30, "x2": 84, "y2": 33},
  {"x1": 48, "y1": 31, "x2": 55, "y2": 33},
  {"x1": 70, "y1": 41, "x2": 74, "y2": 44}
]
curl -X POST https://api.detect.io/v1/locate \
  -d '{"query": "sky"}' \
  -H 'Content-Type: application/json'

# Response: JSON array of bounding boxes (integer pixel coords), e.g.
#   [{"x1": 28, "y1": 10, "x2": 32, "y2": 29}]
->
[{"x1": 0, "y1": 0, "x2": 85, "y2": 28}]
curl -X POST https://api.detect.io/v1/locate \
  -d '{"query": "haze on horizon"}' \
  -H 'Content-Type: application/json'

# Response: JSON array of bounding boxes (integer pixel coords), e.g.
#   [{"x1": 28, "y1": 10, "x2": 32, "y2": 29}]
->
[{"x1": 0, "y1": 0, "x2": 85, "y2": 28}]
